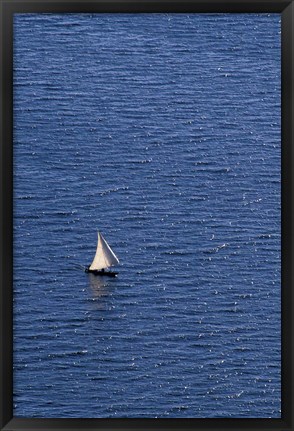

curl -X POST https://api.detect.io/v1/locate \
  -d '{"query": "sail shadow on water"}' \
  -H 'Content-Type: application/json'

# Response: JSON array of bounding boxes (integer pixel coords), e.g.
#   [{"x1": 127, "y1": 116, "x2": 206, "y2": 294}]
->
[
  {"x1": 86, "y1": 274, "x2": 116, "y2": 311},
  {"x1": 88, "y1": 273, "x2": 110, "y2": 296}
]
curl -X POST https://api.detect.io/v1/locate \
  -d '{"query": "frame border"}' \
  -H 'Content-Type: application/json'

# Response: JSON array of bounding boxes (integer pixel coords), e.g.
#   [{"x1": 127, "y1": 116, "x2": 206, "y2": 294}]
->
[{"x1": 1, "y1": 1, "x2": 293, "y2": 430}]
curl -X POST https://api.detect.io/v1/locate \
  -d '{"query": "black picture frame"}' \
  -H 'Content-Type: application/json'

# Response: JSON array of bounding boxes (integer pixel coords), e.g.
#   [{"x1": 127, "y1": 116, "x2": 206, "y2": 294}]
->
[{"x1": 1, "y1": 1, "x2": 293, "y2": 430}]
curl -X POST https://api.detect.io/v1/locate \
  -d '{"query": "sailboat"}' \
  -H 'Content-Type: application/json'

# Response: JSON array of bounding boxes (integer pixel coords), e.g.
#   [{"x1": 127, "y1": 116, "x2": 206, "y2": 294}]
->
[{"x1": 85, "y1": 232, "x2": 119, "y2": 277}]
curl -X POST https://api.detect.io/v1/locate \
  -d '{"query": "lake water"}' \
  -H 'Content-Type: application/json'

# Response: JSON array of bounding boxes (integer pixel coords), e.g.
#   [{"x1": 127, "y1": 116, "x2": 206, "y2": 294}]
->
[{"x1": 13, "y1": 13, "x2": 281, "y2": 418}]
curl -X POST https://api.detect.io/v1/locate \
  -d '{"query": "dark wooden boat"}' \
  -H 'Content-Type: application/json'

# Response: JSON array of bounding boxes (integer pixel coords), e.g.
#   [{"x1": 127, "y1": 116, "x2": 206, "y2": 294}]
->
[{"x1": 85, "y1": 267, "x2": 118, "y2": 277}]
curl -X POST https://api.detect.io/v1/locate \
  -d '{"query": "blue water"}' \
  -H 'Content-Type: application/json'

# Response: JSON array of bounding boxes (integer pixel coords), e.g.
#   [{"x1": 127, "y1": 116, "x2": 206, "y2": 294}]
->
[{"x1": 13, "y1": 13, "x2": 281, "y2": 418}]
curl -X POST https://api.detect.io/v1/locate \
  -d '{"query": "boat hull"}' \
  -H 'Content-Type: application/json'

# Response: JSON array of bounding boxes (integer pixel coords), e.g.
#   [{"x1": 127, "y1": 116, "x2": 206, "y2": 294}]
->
[{"x1": 85, "y1": 267, "x2": 118, "y2": 277}]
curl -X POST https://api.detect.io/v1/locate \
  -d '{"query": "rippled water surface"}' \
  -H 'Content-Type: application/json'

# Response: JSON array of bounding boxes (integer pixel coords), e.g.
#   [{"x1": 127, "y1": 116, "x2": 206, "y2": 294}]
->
[{"x1": 13, "y1": 13, "x2": 281, "y2": 418}]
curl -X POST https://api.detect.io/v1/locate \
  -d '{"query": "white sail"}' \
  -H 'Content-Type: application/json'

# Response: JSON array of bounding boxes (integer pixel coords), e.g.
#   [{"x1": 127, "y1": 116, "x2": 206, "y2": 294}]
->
[{"x1": 89, "y1": 232, "x2": 119, "y2": 271}]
